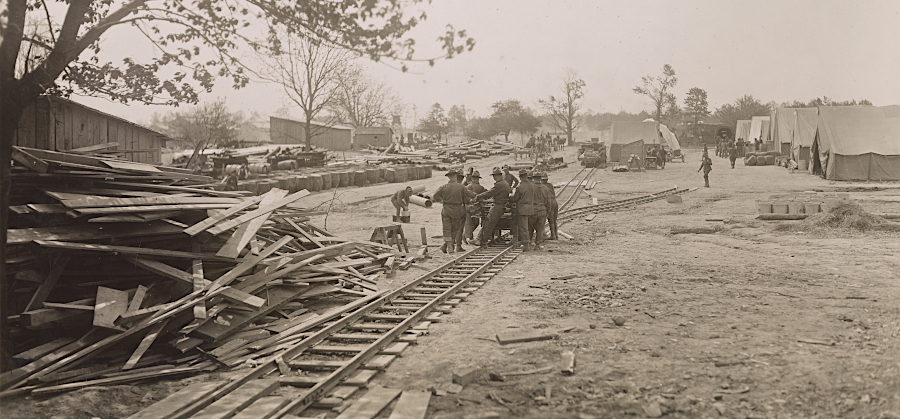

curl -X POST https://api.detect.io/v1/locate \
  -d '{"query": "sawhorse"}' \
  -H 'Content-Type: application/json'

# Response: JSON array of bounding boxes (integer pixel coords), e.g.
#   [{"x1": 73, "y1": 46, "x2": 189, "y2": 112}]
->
[{"x1": 370, "y1": 224, "x2": 409, "y2": 253}]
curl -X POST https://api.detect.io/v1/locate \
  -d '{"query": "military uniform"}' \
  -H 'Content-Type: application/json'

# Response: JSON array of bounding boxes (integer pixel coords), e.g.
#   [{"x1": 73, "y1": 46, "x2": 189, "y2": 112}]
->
[
  {"x1": 699, "y1": 155, "x2": 713, "y2": 187},
  {"x1": 464, "y1": 172, "x2": 487, "y2": 243},
  {"x1": 502, "y1": 165, "x2": 520, "y2": 189},
  {"x1": 475, "y1": 168, "x2": 511, "y2": 245},
  {"x1": 542, "y1": 175, "x2": 559, "y2": 240},
  {"x1": 509, "y1": 170, "x2": 535, "y2": 250},
  {"x1": 390, "y1": 187, "x2": 411, "y2": 217},
  {"x1": 433, "y1": 170, "x2": 471, "y2": 252},
  {"x1": 529, "y1": 173, "x2": 548, "y2": 248}
]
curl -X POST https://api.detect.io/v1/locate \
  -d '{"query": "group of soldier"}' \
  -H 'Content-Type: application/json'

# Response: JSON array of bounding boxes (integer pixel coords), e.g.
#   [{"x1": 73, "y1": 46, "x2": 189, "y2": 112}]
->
[{"x1": 430, "y1": 164, "x2": 559, "y2": 253}]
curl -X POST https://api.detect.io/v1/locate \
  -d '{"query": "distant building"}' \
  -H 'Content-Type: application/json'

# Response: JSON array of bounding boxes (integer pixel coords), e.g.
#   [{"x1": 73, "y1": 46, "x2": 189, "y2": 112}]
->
[
  {"x1": 353, "y1": 127, "x2": 393, "y2": 149},
  {"x1": 13, "y1": 96, "x2": 170, "y2": 164},
  {"x1": 269, "y1": 117, "x2": 352, "y2": 151}
]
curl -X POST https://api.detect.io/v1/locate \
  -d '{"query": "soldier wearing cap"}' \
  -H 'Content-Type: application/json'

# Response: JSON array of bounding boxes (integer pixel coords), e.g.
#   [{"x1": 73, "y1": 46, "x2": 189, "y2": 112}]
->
[
  {"x1": 433, "y1": 169, "x2": 471, "y2": 253},
  {"x1": 509, "y1": 169, "x2": 535, "y2": 250},
  {"x1": 474, "y1": 167, "x2": 511, "y2": 246},
  {"x1": 529, "y1": 171, "x2": 548, "y2": 249},
  {"x1": 502, "y1": 165, "x2": 519, "y2": 189},
  {"x1": 464, "y1": 170, "x2": 487, "y2": 244},
  {"x1": 541, "y1": 173, "x2": 559, "y2": 240}
]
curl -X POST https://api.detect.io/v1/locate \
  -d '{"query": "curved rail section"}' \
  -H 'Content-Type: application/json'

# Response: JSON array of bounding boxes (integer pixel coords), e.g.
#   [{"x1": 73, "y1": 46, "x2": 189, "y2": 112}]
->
[
  {"x1": 557, "y1": 187, "x2": 696, "y2": 224},
  {"x1": 556, "y1": 167, "x2": 597, "y2": 212},
  {"x1": 140, "y1": 243, "x2": 520, "y2": 419}
]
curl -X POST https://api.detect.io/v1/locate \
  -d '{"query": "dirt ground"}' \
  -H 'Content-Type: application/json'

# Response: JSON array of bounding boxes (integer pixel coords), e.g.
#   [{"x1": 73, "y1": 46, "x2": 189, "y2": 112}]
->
[{"x1": 5, "y1": 146, "x2": 900, "y2": 419}]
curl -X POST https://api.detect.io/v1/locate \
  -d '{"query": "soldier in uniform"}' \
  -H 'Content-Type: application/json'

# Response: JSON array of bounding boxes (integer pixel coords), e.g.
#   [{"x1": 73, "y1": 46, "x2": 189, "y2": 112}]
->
[
  {"x1": 464, "y1": 171, "x2": 487, "y2": 244},
  {"x1": 474, "y1": 167, "x2": 511, "y2": 246},
  {"x1": 433, "y1": 169, "x2": 470, "y2": 253},
  {"x1": 529, "y1": 171, "x2": 548, "y2": 250},
  {"x1": 541, "y1": 173, "x2": 559, "y2": 240},
  {"x1": 502, "y1": 165, "x2": 520, "y2": 189},
  {"x1": 509, "y1": 169, "x2": 535, "y2": 251},
  {"x1": 390, "y1": 186, "x2": 413, "y2": 218},
  {"x1": 698, "y1": 151, "x2": 713, "y2": 187}
]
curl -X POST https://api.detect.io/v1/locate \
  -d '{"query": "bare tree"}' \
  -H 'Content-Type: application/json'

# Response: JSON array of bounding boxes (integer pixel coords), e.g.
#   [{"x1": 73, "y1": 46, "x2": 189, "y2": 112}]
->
[
  {"x1": 538, "y1": 68, "x2": 586, "y2": 146},
  {"x1": 166, "y1": 99, "x2": 244, "y2": 150},
  {"x1": 633, "y1": 64, "x2": 678, "y2": 122},
  {"x1": 262, "y1": 34, "x2": 352, "y2": 149},
  {"x1": 333, "y1": 63, "x2": 402, "y2": 128}
]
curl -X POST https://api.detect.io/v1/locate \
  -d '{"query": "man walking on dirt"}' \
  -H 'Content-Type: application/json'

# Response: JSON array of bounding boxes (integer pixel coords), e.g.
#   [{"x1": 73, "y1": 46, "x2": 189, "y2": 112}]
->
[
  {"x1": 541, "y1": 173, "x2": 559, "y2": 240},
  {"x1": 509, "y1": 169, "x2": 535, "y2": 251},
  {"x1": 390, "y1": 186, "x2": 413, "y2": 218},
  {"x1": 464, "y1": 171, "x2": 487, "y2": 244},
  {"x1": 433, "y1": 169, "x2": 470, "y2": 253},
  {"x1": 658, "y1": 147, "x2": 667, "y2": 169},
  {"x1": 699, "y1": 152, "x2": 713, "y2": 187},
  {"x1": 474, "y1": 167, "x2": 511, "y2": 246},
  {"x1": 728, "y1": 146, "x2": 738, "y2": 169}
]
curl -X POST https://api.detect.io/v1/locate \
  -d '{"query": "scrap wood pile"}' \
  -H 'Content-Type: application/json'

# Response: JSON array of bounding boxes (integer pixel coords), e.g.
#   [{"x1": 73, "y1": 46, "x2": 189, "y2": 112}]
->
[{"x1": 3, "y1": 147, "x2": 412, "y2": 397}]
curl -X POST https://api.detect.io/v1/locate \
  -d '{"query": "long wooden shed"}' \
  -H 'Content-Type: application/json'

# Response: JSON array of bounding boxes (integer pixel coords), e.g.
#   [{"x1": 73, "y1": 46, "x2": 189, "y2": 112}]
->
[
  {"x1": 269, "y1": 117, "x2": 352, "y2": 151},
  {"x1": 12, "y1": 96, "x2": 170, "y2": 164}
]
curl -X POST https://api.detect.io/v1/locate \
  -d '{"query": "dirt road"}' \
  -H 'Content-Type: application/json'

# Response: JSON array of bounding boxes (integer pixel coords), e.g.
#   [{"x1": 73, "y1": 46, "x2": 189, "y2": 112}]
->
[{"x1": 7, "y1": 147, "x2": 899, "y2": 419}]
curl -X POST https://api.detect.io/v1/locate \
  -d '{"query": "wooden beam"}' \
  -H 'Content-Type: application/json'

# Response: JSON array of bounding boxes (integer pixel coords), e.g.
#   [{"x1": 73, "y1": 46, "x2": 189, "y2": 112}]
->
[
  {"x1": 8, "y1": 222, "x2": 184, "y2": 245},
  {"x1": 122, "y1": 320, "x2": 169, "y2": 370},
  {"x1": 387, "y1": 391, "x2": 431, "y2": 419},
  {"x1": 183, "y1": 196, "x2": 263, "y2": 236},
  {"x1": 34, "y1": 241, "x2": 235, "y2": 262},
  {"x1": 204, "y1": 235, "x2": 294, "y2": 292},
  {"x1": 217, "y1": 189, "x2": 288, "y2": 259},
  {"x1": 206, "y1": 190, "x2": 310, "y2": 236},
  {"x1": 23, "y1": 253, "x2": 71, "y2": 311},
  {"x1": 334, "y1": 387, "x2": 402, "y2": 419},
  {"x1": 125, "y1": 380, "x2": 226, "y2": 419},
  {"x1": 128, "y1": 257, "x2": 265, "y2": 308},
  {"x1": 192, "y1": 260, "x2": 207, "y2": 320},
  {"x1": 11, "y1": 146, "x2": 49, "y2": 173},
  {"x1": 62, "y1": 196, "x2": 242, "y2": 209}
]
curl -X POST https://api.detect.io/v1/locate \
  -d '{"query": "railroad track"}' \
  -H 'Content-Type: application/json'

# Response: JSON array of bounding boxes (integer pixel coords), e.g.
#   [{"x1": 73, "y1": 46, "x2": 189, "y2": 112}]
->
[
  {"x1": 137, "y1": 243, "x2": 521, "y2": 419},
  {"x1": 557, "y1": 187, "x2": 695, "y2": 224},
  {"x1": 556, "y1": 167, "x2": 597, "y2": 212}
]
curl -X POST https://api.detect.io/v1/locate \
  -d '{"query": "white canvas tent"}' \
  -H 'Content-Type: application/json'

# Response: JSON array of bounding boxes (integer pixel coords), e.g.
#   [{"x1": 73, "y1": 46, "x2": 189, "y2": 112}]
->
[
  {"x1": 810, "y1": 105, "x2": 900, "y2": 181},
  {"x1": 748, "y1": 116, "x2": 771, "y2": 143},
  {"x1": 790, "y1": 108, "x2": 818, "y2": 166},
  {"x1": 609, "y1": 120, "x2": 659, "y2": 162},
  {"x1": 735, "y1": 120, "x2": 751, "y2": 141},
  {"x1": 658, "y1": 124, "x2": 681, "y2": 151}
]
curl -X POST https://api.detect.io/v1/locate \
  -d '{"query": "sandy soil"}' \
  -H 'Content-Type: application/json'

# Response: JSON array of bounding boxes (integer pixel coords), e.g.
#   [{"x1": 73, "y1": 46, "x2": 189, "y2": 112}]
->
[{"x1": 5, "y1": 146, "x2": 900, "y2": 419}]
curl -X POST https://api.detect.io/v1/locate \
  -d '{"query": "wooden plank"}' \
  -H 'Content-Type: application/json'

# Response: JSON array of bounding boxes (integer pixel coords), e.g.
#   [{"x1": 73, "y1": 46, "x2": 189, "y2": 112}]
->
[
  {"x1": 11, "y1": 146, "x2": 49, "y2": 173},
  {"x1": 206, "y1": 190, "x2": 311, "y2": 236},
  {"x1": 7, "y1": 222, "x2": 184, "y2": 245},
  {"x1": 34, "y1": 100, "x2": 50, "y2": 150},
  {"x1": 184, "y1": 196, "x2": 263, "y2": 236},
  {"x1": 123, "y1": 319, "x2": 169, "y2": 370},
  {"x1": 129, "y1": 257, "x2": 264, "y2": 308},
  {"x1": 62, "y1": 196, "x2": 241, "y2": 209},
  {"x1": 11, "y1": 337, "x2": 77, "y2": 365},
  {"x1": 334, "y1": 387, "x2": 402, "y2": 419},
  {"x1": 93, "y1": 286, "x2": 129, "y2": 330},
  {"x1": 192, "y1": 260, "x2": 207, "y2": 320},
  {"x1": 190, "y1": 378, "x2": 280, "y2": 419},
  {"x1": 387, "y1": 391, "x2": 431, "y2": 419},
  {"x1": 128, "y1": 285, "x2": 149, "y2": 313},
  {"x1": 96, "y1": 181, "x2": 246, "y2": 198},
  {"x1": 126, "y1": 380, "x2": 226, "y2": 419},
  {"x1": 75, "y1": 203, "x2": 239, "y2": 215},
  {"x1": 103, "y1": 159, "x2": 162, "y2": 172},
  {"x1": 205, "y1": 235, "x2": 294, "y2": 292},
  {"x1": 31, "y1": 366, "x2": 199, "y2": 395},
  {"x1": 230, "y1": 396, "x2": 290, "y2": 419},
  {"x1": 41, "y1": 302, "x2": 94, "y2": 311},
  {"x1": 34, "y1": 241, "x2": 235, "y2": 262},
  {"x1": 23, "y1": 253, "x2": 71, "y2": 311},
  {"x1": 68, "y1": 142, "x2": 120, "y2": 153},
  {"x1": 218, "y1": 189, "x2": 288, "y2": 259},
  {"x1": 495, "y1": 326, "x2": 575, "y2": 345},
  {"x1": 190, "y1": 285, "x2": 311, "y2": 343},
  {"x1": 20, "y1": 298, "x2": 95, "y2": 329},
  {"x1": 286, "y1": 219, "x2": 323, "y2": 248},
  {"x1": 0, "y1": 330, "x2": 103, "y2": 390}
]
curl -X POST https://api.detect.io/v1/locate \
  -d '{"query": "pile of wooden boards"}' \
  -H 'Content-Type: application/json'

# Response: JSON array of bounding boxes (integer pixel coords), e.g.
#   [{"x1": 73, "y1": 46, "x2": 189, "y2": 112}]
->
[{"x1": 3, "y1": 148, "x2": 406, "y2": 396}]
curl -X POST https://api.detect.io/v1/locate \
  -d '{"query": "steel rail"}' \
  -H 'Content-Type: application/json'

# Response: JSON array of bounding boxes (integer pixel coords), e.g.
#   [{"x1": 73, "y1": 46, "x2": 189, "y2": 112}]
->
[
  {"x1": 557, "y1": 167, "x2": 597, "y2": 212},
  {"x1": 166, "y1": 243, "x2": 519, "y2": 419},
  {"x1": 557, "y1": 187, "x2": 694, "y2": 224}
]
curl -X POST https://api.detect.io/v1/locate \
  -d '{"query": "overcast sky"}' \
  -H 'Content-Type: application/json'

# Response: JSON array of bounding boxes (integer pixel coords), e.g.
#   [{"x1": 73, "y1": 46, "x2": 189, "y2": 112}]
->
[{"x1": 77, "y1": 0, "x2": 900, "y2": 126}]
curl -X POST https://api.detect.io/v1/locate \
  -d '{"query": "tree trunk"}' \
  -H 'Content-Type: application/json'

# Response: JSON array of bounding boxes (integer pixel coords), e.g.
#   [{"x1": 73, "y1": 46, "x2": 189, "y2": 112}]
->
[{"x1": 0, "y1": 87, "x2": 30, "y2": 371}]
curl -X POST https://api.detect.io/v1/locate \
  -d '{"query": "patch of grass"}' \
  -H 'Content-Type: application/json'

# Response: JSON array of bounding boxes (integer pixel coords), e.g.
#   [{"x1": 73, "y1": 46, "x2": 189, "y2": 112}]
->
[{"x1": 775, "y1": 201, "x2": 899, "y2": 235}]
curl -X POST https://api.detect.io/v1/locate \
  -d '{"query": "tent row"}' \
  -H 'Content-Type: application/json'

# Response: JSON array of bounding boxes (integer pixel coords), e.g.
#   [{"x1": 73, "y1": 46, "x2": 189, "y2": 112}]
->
[{"x1": 769, "y1": 105, "x2": 900, "y2": 181}]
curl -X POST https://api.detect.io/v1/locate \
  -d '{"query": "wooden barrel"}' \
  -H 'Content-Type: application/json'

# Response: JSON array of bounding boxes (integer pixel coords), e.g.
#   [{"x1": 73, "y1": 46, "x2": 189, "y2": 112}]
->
[
  {"x1": 378, "y1": 167, "x2": 386, "y2": 183},
  {"x1": 385, "y1": 168, "x2": 395, "y2": 183},
  {"x1": 240, "y1": 181, "x2": 258, "y2": 196},
  {"x1": 288, "y1": 175, "x2": 299, "y2": 193},
  {"x1": 308, "y1": 174, "x2": 322, "y2": 191},
  {"x1": 354, "y1": 170, "x2": 366, "y2": 186},
  {"x1": 249, "y1": 163, "x2": 270, "y2": 175},
  {"x1": 746, "y1": 155, "x2": 757, "y2": 166},
  {"x1": 424, "y1": 165, "x2": 432, "y2": 178},
  {"x1": 224, "y1": 164, "x2": 243, "y2": 175},
  {"x1": 296, "y1": 175, "x2": 309, "y2": 192},
  {"x1": 416, "y1": 166, "x2": 426, "y2": 179},
  {"x1": 394, "y1": 167, "x2": 408, "y2": 183},
  {"x1": 320, "y1": 172, "x2": 332, "y2": 190},
  {"x1": 276, "y1": 160, "x2": 296, "y2": 171},
  {"x1": 365, "y1": 168, "x2": 378, "y2": 184},
  {"x1": 277, "y1": 177, "x2": 291, "y2": 191},
  {"x1": 338, "y1": 171, "x2": 350, "y2": 187},
  {"x1": 257, "y1": 180, "x2": 274, "y2": 194}
]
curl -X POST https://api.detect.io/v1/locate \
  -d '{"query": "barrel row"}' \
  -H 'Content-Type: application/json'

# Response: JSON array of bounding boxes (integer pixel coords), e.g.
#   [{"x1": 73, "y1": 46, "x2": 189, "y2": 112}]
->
[{"x1": 236, "y1": 165, "x2": 433, "y2": 195}]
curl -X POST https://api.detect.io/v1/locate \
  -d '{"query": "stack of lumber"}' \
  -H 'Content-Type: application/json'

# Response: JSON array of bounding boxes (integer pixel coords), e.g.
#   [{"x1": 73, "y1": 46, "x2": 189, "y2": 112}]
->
[{"x1": 3, "y1": 148, "x2": 404, "y2": 396}]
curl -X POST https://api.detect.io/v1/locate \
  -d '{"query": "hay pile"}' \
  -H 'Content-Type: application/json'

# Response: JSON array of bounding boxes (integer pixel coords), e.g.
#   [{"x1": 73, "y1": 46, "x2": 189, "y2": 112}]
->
[{"x1": 776, "y1": 201, "x2": 900, "y2": 233}]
